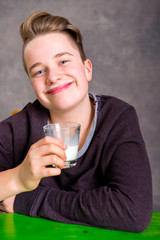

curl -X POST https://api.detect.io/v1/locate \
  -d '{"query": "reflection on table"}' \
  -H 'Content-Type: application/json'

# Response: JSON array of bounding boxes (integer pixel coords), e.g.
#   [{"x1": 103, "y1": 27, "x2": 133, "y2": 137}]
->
[{"x1": 0, "y1": 212, "x2": 159, "y2": 240}]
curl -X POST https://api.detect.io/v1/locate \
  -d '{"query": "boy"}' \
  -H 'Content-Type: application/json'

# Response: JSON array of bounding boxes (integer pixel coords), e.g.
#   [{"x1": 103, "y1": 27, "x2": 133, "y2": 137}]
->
[{"x1": 0, "y1": 11, "x2": 152, "y2": 232}]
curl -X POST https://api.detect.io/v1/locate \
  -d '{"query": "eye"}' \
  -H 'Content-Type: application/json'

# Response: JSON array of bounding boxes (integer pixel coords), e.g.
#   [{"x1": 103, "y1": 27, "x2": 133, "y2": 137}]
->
[
  {"x1": 37, "y1": 70, "x2": 45, "y2": 75},
  {"x1": 59, "y1": 60, "x2": 68, "y2": 65},
  {"x1": 34, "y1": 70, "x2": 46, "y2": 76}
]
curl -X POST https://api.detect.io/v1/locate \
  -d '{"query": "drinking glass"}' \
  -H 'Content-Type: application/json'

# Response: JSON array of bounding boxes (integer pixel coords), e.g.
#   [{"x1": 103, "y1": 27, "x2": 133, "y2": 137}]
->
[{"x1": 43, "y1": 122, "x2": 81, "y2": 168}]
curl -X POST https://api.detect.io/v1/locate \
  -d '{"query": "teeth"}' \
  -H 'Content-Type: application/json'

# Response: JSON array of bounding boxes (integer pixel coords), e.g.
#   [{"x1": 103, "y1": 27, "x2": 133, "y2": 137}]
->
[{"x1": 44, "y1": 80, "x2": 73, "y2": 93}]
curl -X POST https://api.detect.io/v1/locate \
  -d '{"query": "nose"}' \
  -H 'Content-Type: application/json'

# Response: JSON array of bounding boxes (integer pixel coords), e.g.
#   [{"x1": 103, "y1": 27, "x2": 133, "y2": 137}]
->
[{"x1": 46, "y1": 68, "x2": 63, "y2": 84}]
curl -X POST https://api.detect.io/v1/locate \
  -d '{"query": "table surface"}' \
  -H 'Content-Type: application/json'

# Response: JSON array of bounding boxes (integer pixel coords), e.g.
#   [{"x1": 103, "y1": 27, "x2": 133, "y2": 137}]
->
[{"x1": 0, "y1": 212, "x2": 159, "y2": 240}]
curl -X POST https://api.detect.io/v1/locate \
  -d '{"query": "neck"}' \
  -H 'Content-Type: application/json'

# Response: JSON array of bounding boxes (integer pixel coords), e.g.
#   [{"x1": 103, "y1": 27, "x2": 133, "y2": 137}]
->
[{"x1": 49, "y1": 93, "x2": 95, "y2": 150}]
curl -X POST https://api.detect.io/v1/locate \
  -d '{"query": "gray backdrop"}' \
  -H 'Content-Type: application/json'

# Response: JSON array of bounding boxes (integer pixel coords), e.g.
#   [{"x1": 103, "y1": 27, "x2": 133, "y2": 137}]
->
[{"x1": 0, "y1": 0, "x2": 159, "y2": 211}]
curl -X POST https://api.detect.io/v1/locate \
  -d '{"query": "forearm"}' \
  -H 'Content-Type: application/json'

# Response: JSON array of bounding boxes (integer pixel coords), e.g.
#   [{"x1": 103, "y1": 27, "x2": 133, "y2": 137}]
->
[
  {"x1": 0, "y1": 166, "x2": 26, "y2": 201},
  {"x1": 14, "y1": 182, "x2": 152, "y2": 232}
]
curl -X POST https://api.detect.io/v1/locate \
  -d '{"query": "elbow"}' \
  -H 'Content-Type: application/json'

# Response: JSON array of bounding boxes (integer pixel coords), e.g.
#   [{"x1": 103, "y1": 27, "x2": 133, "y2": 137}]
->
[
  {"x1": 128, "y1": 207, "x2": 152, "y2": 233},
  {"x1": 123, "y1": 187, "x2": 153, "y2": 232},
  {"x1": 96, "y1": 208, "x2": 152, "y2": 233},
  {"x1": 107, "y1": 202, "x2": 153, "y2": 232}
]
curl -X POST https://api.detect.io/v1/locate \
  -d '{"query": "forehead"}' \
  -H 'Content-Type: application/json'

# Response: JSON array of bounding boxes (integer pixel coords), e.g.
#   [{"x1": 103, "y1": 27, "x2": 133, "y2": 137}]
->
[{"x1": 24, "y1": 32, "x2": 79, "y2": 58}]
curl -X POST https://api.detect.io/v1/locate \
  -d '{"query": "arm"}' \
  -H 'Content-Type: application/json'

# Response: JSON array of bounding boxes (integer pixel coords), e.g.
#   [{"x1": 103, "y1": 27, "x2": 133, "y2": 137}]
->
[
  {"x1": 0, "y1": 137, "x2": 66, "y2": 201},
  {"x1": 14, "y1": 108, "x2": 152, "y2": 232}
]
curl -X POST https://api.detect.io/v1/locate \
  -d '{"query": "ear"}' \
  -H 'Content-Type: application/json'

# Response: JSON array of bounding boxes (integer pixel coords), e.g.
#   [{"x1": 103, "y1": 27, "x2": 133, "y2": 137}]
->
[{"x1": 84, "y1": 59, "x2": 92, "y2": 82}]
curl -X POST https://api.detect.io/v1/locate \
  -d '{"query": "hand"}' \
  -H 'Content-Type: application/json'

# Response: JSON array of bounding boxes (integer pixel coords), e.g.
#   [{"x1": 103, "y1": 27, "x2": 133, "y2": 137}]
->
[
  {"x1": 17, "y1": 136, "x2": 67, "y2": 192},
  {"x1": 0, "y1": 195, "x2": 15, "y2": 213}
]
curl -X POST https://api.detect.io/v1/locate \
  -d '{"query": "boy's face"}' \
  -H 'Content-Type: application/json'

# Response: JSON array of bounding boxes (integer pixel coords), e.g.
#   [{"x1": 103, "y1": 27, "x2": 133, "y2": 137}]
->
[{"x1": 24, "y1": 32, "x2": 92, "y2": 113}]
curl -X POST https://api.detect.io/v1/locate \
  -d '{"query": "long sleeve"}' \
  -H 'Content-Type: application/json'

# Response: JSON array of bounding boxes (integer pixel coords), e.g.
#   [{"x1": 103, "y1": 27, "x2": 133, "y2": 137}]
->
[{"x1": 14, "y1": 103, "x2": 152, "y2": 233}]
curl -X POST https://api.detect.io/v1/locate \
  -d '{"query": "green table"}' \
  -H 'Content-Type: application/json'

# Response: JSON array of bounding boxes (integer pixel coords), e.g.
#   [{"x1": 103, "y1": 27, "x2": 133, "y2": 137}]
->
[{"x1": 0, "y1": 212, "x2": 159, "y2": 239}]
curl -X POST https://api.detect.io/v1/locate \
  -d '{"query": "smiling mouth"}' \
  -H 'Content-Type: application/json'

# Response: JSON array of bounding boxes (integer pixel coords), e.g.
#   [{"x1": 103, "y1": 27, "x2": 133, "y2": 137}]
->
[{"x1": 45, "y1": 82, "x2": 74, "y2": 95}]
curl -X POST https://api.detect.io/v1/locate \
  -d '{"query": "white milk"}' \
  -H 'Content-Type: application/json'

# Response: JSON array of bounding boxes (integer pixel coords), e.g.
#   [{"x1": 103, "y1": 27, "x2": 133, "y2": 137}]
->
[{"x1": 65, "y1": 145, "x2": 78, "y2": 161}]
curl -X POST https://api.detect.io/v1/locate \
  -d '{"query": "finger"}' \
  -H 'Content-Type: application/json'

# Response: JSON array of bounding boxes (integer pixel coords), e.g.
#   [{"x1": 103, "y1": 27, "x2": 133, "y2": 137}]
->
[
  {"x1": 32, "y1": 136, "x2": 67, "y2": 150},
  {"x1": 31, "y1": 143, "x2": 67, "y2": 161},
  {"x1": 41, "y1": 155, "x2": 65, "y2": 169},
  {"x1": 0, "y1": 205, "x2": 6, "y2": 212},
  {"x1": 41, "y1": 166, "x2": 62, "y2": 177},
  {"x1": 0, "y1": 209, "x2": 6, "y2": 213}
]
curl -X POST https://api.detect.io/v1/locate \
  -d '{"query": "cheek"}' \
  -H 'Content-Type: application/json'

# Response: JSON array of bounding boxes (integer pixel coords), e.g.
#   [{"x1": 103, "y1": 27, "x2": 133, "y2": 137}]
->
[
  {"x1": 32, "y1": 81, "x2": 43, "y2": 96},
  {"x1": 68, "y1": 65, "x2": 87, "y2": 81}
]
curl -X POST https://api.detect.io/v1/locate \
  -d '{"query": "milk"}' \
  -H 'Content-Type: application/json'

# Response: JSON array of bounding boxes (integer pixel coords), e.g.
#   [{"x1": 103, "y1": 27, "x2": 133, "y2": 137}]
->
[
  {"x1": 51, "y1": 145, "x2": 79, "y2": 168},
  {"x1": 65, "y1": 145, "x2": 78, "y2": 161}
]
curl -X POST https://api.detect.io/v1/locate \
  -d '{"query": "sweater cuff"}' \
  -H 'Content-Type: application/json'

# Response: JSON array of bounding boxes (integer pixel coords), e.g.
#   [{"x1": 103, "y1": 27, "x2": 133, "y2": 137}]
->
[{"x1": 14, "y1": 188, "x2": 39, "y2": 216}]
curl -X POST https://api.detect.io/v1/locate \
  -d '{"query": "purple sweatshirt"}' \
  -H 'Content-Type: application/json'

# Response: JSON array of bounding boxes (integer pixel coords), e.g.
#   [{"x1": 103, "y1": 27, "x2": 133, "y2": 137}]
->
[{"x1": 0, "y1": 93, "x2": 152, "y2": 232}]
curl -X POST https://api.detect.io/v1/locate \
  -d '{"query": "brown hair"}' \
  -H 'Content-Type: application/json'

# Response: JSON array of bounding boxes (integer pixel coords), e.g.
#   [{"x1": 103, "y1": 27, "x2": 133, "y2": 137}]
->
[{"x1": 20, "y1": 11, "x2": 87, "y2": 74}]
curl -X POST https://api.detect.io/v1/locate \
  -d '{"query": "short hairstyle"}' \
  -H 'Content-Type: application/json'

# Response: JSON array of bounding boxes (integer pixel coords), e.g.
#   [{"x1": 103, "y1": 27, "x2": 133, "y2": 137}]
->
[{"x1": 20, "y1": 11, "x2": 87, "y2": 74}]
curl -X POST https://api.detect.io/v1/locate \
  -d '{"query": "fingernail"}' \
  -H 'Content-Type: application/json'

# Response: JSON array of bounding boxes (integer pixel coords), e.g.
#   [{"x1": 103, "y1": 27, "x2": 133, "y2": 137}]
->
[{"x1": 63, "y1": 144, "x2": 67, "y2": 149}]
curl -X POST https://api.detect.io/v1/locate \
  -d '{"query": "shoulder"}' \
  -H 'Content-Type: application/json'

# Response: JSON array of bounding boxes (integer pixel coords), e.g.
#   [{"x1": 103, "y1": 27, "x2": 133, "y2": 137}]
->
[
  {"x1": 94, "y1": 94, "x2": 140, "y2": 139},
  {"x1": 1, "y1": 99, "x2": 48, "y2": 125},
  {"x1": 95, "y1": 94, "x2": 136, "y2": 124},
  {"x1": 0, "y1": 100, "x2": 49, "y2": 145},
  {"x1": 96, "y1": 94, "x2": 133, "y2": 114},
  {"x1": 1, "y1": 100, "x2": 36, "y2": 125}
]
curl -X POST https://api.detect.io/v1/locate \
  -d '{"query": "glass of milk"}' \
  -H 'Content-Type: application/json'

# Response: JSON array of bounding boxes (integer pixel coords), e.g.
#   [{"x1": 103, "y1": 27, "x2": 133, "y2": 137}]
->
[{"x1": 43, "y1": 122, "x2": 81, "y2": 168}]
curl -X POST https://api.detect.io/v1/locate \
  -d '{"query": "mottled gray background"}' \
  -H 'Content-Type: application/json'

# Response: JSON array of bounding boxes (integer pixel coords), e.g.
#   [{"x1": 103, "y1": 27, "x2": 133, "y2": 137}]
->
[{"x1": 0, "y1": 0, "x2": 159, "y2": 211}]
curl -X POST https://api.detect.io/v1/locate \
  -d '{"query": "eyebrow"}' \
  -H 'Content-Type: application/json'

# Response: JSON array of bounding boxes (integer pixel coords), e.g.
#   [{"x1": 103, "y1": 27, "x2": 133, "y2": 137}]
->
[
  {"x1": 54, "y1": 52, "x2": 73, "y2": 58},
  {"x1": 28, "y1": 62, "x2": 42, "y2": 74},
  {"x1": 28, "y1": 52, "x2": 73, "y2": 74}
]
